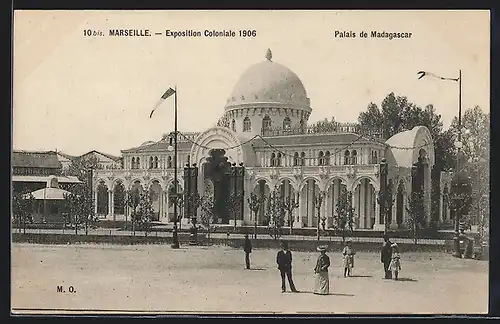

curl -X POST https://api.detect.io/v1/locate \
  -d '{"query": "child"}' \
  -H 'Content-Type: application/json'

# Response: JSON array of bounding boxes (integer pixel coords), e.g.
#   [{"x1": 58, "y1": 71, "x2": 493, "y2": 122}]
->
[
  {"x1": 342, "y1": 239, "x2": 356, "y2": 277},
  {"x1": 389, "y1": 243, "x2": 402, "y2": 280}
]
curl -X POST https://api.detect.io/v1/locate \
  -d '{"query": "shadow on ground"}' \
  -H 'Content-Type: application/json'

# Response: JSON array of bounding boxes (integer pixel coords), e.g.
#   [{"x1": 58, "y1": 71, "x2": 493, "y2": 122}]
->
[
  {"x1": 294, "y1": 291, "x2": 355, "y2": 297},
  {"x1": 395, "y1": 277, "x2": 418, "y2": 282}
]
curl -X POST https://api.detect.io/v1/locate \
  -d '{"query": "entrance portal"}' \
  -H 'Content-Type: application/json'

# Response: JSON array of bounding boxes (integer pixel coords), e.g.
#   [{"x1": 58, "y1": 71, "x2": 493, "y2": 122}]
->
[{"x1": 204, "y1": 149, "x2": 231, "y2": 224}]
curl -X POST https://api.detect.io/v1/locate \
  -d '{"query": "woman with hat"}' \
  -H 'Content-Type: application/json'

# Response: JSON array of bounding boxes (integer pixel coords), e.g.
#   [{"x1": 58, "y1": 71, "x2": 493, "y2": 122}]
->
[
  {"x1": 389, "y1": 243, "x2": 402, "y2": 280},
  {"x1": 313, "y1": 245, "x2": 330, "y2": 295},
  {"x1": 342, "y1": 239, "x2": 356, "y2": 277}
]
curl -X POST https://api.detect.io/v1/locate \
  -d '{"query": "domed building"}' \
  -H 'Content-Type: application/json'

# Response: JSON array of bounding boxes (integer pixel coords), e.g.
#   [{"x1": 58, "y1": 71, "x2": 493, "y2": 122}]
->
[{"x1": 93, "y1": 49, "x2": 436, "y2": 233}]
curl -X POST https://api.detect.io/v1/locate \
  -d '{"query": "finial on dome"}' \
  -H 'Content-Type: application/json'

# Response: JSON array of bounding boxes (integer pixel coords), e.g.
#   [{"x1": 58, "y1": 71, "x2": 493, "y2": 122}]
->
[{"x1": 265, "y1": 48, "x2": 272, "y2": 61}]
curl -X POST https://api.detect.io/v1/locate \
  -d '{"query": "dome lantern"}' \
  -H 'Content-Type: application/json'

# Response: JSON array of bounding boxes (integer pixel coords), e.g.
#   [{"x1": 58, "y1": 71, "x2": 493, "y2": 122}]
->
[{"x1": 265, "y1": 48, "x2": 272, "y2": 61}]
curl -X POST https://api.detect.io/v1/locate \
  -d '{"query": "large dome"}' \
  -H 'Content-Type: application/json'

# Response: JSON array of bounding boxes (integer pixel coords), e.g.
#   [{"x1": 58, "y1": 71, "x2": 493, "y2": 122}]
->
[{"x1": 224, "y1": 49, "x2": 310, "y2": 111}]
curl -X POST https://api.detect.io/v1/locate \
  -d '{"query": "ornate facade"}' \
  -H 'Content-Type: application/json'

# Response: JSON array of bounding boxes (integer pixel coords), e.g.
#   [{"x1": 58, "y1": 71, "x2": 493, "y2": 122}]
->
[{"x1": 93, "y1": 49, "x2": 436, "y2": 231}]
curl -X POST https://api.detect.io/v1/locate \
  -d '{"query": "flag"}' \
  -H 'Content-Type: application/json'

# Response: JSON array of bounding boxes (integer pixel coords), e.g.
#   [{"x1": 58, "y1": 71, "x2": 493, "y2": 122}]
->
[
  {"x1": 417, "y1": 71, "x2": 459, "y2": 82},
  {"x1": 150, "y1": 87, "x2": 176, "y2": 118}
]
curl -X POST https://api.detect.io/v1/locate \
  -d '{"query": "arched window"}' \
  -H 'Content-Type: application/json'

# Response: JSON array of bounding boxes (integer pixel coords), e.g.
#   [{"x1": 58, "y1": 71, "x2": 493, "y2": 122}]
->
[
  {"x1": 136, "y1": 157, "x2": 141, "y2": 169},
  {"x1": 325, "y1": 151, "x2": 331, "y2": 165},
  {"x1": 167, "y1": 156, "x2": 172, "y2": 169},
  {"x1": 131, "y1": 157, "x2": 136, "y2": 169},
  {"x1": 283, "y1": 117, "x2": 291, "y2": 130},
  {"x1": 299, "y1": 119, "x2": 305, "y2": 133},
  {"x1": 318, "y1": 151, "x2": 324, "y2": 166},
  {"x1": 300, "y1": 152, "x2": 306, "y2": 166},
  {"x1": 344, "y1": 150, "x2": 350, "y2": 165},
  {"x1": 293, "y1": 152, "x2": 299, "y2": 166},
  {"x1": 351, "y1": 150, "x2": 357, "y2": 165},
  {"x1": 149, "y1": 156, "x2": 154, "y2": 169},
  {"x1": 262, "y1": 115, "x2": 272, "y2": 133},
  {"x1": 231, "y1": 119, "x2": 236, "y2": 132},
  {"x1": 270, "y1": 153, "x2": 276, "y2": 167},
  {"x1": 154, "y1": 156, "x2": 159, "y2": 169},
  {"x1": 371, "y1": 150, "x2": 379, "y2": 164},
  {"x1": 243, "y1": 117, "x2": 251, "y2": 132},
  {"x1": 277, "y1": 153, "x2": 282, "y2": 167}
]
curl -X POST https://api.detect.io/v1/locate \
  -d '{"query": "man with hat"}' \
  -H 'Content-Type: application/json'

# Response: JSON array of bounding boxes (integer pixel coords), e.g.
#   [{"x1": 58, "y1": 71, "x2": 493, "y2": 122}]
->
[
  {"x1": 276, "y1": 241, "x2": 298, "y2": 293},
  {"x1": 243, "y1": 234, "x2": 252, "y2": 269},
  {"x1": 381, "y1": 234, "x2": 393, "y2": 279}
]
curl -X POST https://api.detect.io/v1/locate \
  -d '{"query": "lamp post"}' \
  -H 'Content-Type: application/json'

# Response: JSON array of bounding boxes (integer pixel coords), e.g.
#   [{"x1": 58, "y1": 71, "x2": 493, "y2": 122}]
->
[
  {"x1": 167, "y1": 87, "x2": 180, "y2": 249},
  {"x1": 418, "y1": 69, "x2": 462, "y2": 257},
  {"x1": 379, "y1": 158, "x2": 388, "y2": 236},
  {"x1": 184, "y1": 163, "x2": 199, "y2": 245}
]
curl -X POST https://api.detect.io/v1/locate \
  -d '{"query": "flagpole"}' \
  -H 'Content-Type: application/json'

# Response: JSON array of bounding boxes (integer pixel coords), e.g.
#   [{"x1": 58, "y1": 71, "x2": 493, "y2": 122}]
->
[
  {"x1": 452, "y1": 69, "x2": 463, "y2": 258},
  {"x1": 172, "y1": 85, "x2": 180, "y2": 249}
]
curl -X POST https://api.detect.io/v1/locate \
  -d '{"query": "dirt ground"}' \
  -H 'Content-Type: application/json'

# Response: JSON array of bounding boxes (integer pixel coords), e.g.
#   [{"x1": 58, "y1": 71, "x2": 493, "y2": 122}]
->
[{"x1": 11, "y1": 243, "x2": 488, "y2": 315}]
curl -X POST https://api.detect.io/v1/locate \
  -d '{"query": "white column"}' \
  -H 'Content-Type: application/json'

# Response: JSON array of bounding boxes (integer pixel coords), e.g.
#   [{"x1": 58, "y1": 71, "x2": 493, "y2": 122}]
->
[
  {"x1": 295, "y1": 192, "x2": 300, "y2": 223},
  {"x1": 439, "y1": 188, "x2": 444, "y2": 224},
  {"x1": 359, "y1": 179, "x2": 366, "y2": 229},
  {"x1": 94, "y1": 188, "x2": 98, "y2": 215},
  {"x1": 374, "y1": 190, "x2": 381, "y2": 228},
  {"x1": 333, "y1": 180, "x2": 339, "y2": 220},
  {"x1": 307, "y1": 180, "x2": 313, "y2": 227},
  {"x1": 353, "y1": 186, "x2": 359, "y2": 229},
  {"x1": 424, "y1": 164, "x2": 432, "y2": 224},
  {"x1": 366, "y1": 184, "x2": 372, "y2": 228},
  {"x1": 107, "y1": 189, "x2": 112, "y2": 220}
]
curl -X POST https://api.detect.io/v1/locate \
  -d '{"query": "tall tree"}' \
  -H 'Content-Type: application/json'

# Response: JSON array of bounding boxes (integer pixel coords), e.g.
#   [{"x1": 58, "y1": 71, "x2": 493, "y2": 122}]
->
[
  {"x1": 12, "y1": 188, "x2": 35, "y2": 234},
  {"x1": 449, "y1": 106, "x2": 489, "y2": 233},
  {"x1": 358, "y1": 103, "x2": 384, "y2": 136},
  {"x1": 134, "y1": 191, "x2": 154, "y2": 236},
  {"x1": 126, "y1": 188, "x2": 141, "y2": 235},
  {"x1": 63, "y1": 184, "x2": 96, "y2": 235},
  {"x1": 247, "y1": 192, "x2": 266, "y2": 239},
  {"x1": 266, "y1": 190, "x2": 285, "y2": 240},
  {"x1": 199, "y1": 195, "x2": 215, "y2": 239},
  {"x1": 311, "y1": 117, "x2": 337, "y2": 133},
  {"x1": 333, "y1": 188, "x2": 355, "y2": 244},
  {"x1": 406, "y1": 191, "x2": 425, "y2": 245}
]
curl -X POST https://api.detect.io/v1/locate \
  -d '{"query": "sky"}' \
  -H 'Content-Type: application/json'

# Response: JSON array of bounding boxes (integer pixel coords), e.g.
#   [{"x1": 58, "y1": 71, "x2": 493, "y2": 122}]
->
[{"x1": 13, "y1": 10, "x2": 490, "y2": 156}]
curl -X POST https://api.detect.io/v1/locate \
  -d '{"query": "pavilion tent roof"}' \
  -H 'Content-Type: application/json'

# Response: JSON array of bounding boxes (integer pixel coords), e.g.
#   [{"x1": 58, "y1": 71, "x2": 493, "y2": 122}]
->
[{"x1": 25, "y1": 187, "x2": 71, "y2": 200}]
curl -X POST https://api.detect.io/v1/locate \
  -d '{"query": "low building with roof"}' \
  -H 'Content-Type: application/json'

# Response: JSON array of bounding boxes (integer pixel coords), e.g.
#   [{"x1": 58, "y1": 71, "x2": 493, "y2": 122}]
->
[
  {"x1": 93, "y1": 49, "x2": 436, "y2": 231},
  {"x1": 12, "y1": 150, "x2": 81, "y2": 195}
]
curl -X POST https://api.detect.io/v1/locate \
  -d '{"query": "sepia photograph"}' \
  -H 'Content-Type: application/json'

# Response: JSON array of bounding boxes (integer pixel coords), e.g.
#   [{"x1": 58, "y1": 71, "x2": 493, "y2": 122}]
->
[{"x1": 11, "y1": 10, "x2": 490, "y2": 315}]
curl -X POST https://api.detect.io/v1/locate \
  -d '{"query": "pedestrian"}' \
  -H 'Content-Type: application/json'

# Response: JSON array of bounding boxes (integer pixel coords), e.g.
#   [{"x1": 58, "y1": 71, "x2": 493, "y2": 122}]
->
[
  {"x1": 381, "y1": 235, "x2": 393, "y2": 279},
  {"x1": 276, "y1": 241, "x2": 298, "y2": 293},
  {"x1": 243, "y1": 234, "x2": 252, "y2": 269},
  {"x1": 342, "y1": 239, "x2": 356, "y2": 277},
  {"x1": 389, "y1": 243, "x2": 402, "y2": 280},
  {"x1": 313, "y1": 245, "x2": 330, "y2": 295}
]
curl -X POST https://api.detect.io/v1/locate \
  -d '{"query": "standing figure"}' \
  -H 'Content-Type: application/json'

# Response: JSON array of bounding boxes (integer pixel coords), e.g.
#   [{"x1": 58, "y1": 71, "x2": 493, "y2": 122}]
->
[
  {"x1": 243, "y1": 234, "x2": 252, "y2": 269},
  {"x1": 389, "y1": 243, "x2": 402, "y2": 280},
  {"x1": 381, "y1": 235, "x2": 393, "y2": 279},
  {"x1": 342, "y1": 240, "x2": 356, "y2": 277},
  {"x1": 313, "y1": 245, "x2": 330, "y2": 295},
  {"x1": 276, "y1": 241, "x2": 298, "y2": 293}
]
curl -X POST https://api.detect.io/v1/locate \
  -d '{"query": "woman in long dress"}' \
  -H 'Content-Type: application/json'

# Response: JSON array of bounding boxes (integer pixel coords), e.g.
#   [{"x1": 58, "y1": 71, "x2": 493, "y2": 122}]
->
[{"x1": 313, "y1": 245, "x2": 330, "y2": 295}]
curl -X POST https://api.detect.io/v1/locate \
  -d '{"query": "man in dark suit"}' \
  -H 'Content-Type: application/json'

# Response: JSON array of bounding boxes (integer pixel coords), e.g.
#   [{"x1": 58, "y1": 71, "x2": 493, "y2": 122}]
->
[
  {"x1": 244, "y1": 234, "x2": 252, "y2": 269},
  {"x1": 276, "y1": 241, "x2": 298, "y2": 293},
  {"x1": 381, "y1": 235, "x2": 393, "y2": 279}
]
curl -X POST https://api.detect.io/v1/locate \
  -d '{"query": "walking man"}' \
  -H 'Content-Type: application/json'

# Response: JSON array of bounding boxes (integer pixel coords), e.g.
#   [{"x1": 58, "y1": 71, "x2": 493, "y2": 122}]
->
[
  {"x1": 276, "y1": 241, "x2": 298, "y2": 293},
  {"x1": 381, "y1": 235, "x2": 393, "y2": 279},
  {"x1": 244, "y1": 234, "x2": 252, "y2": 269}
]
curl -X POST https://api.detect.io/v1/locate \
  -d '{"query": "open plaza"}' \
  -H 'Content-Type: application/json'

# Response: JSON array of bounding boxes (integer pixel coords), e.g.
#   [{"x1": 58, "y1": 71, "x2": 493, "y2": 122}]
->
[{"x1": 11, "y1": 243, "x2": 488, "y2": 314}]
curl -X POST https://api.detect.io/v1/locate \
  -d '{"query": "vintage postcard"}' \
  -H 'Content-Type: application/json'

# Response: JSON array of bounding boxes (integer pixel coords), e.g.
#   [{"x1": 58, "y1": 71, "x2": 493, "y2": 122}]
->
[{"x1": 12, "y1": 10, "x2": 490, "y2": 315}]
